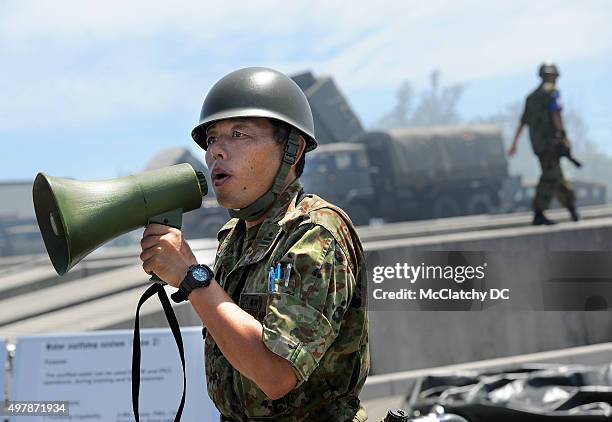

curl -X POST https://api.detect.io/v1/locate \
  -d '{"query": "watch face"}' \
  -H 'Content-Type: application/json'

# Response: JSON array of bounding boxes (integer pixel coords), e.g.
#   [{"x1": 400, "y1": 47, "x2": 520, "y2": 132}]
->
[{"x1": 192, "y1": 266, "x2": 209, "y2": 282}]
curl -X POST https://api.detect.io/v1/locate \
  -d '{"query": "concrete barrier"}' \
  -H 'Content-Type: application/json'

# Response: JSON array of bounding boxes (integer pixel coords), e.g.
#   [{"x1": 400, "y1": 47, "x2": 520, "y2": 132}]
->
[{"x1": 365, "y1": 218, "x2": 612, "y2": 375}]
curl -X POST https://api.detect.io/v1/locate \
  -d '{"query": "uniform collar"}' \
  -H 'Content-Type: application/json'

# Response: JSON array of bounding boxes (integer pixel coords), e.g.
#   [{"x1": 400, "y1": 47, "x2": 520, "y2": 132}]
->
[
  {"x1": 248, "y1": 178, "x2": 303, "y2": 250},
  {"x1": 263, "y1": 178, "x2": 303, "y2": 223},
  {"x1": 219, "y1": 179, "x2": 304, "y2": 267},
  {"x1": 216, "y1": 178, "x2": 303, "y2": 239}
]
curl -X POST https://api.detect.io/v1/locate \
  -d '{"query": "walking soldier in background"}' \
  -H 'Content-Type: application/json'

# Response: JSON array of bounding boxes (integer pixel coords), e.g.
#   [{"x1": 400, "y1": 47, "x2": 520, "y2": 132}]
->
[{"x1": 508, "y1": 62, "x2": 580, "y2": 225}]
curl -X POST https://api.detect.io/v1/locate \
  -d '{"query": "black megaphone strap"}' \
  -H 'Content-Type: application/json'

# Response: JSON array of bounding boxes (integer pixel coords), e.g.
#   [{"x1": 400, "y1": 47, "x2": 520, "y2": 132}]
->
[{"x1": 132, "y1": 283, "x2": 186, "y2": 421}]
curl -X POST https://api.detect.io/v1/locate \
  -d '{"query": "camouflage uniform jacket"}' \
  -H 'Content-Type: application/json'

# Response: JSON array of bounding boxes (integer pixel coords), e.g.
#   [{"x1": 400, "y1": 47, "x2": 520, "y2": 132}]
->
[
  {"x1": 520, "y1": 82, "x2": 560, "y2": 156},
  {"x1": 205, "y1": 179, "x2": 370, "y2": 421}
]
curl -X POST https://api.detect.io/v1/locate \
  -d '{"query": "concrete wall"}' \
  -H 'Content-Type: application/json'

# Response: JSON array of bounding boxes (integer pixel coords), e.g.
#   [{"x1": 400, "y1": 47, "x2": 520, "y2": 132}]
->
[{"x1": 366, "y1": 219, "x2": 612, "y2": 375}]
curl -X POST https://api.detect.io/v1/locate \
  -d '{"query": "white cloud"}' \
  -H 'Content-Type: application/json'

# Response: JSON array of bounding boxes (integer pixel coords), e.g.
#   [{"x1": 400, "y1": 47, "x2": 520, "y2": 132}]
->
[
  {"x1": 317, "y1": 0, "x2": 612, "y2": 88},
  {"x1": 1, "y1": 0, "x2": 610, "y2": 131}
]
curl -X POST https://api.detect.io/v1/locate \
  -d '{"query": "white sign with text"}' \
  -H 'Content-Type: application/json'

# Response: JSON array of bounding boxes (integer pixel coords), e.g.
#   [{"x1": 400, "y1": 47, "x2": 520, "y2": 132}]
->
[{"x1": 11, "y1": 327, "x2": 219, "y2": 421}]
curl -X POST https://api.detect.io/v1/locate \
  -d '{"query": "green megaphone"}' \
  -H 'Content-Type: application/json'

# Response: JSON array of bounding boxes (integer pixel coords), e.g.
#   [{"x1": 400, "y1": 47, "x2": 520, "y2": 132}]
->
[{"x1": 33, "y1": 163, "x2": 207, "y2": 276}]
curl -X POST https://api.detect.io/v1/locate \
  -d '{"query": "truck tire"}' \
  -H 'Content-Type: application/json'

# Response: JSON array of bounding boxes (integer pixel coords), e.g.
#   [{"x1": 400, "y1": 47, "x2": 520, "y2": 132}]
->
[
  {"x1": 465, "y1": 193, "x2": 494, "y2": 215},
  {"x1": 432, "y1": 195, "x2": 462, "y2": 219}
]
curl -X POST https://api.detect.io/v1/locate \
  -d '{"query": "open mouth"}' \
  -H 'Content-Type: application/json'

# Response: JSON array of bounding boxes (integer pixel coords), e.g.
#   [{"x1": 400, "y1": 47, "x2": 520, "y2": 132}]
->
[{"x1": 213, "y1": 172, "x2": 231, "y2": 186}]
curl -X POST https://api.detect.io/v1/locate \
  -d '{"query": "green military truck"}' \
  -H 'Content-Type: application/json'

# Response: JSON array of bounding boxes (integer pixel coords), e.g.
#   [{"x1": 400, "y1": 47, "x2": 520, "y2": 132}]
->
[{"x1": 301, "y1": 125, "x2": 509, "y2": 225}]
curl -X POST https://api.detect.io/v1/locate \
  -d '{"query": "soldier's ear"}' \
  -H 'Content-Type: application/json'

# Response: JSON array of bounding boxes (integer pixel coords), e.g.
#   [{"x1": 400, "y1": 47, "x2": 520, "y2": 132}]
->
[
  {"x1": 291, "y1": 135, "x2": 306, "y2": 169},
  {"x1": 294, "y1": 136, "x2": 306, "y2": 164}
]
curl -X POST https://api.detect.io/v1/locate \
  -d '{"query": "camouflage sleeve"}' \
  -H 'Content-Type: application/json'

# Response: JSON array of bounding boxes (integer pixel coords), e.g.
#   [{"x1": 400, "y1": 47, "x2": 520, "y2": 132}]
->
[{"x1": 261, "y1": 224, "x2": 355, "y2": 386}]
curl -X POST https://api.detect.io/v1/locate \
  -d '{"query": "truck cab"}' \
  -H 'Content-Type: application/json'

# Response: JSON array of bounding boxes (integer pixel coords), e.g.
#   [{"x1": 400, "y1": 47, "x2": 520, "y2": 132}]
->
[{"x1": 301, "y1": 143, "x2": 376, "y2": 225}]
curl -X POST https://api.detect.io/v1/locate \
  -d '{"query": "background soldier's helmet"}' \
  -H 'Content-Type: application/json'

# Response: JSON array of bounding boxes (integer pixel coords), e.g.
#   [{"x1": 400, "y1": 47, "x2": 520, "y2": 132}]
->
[
  {"x1": 538, "y1": 62, "x2": 560, "y2": 78},
  {"x1": 191, "y1": 67, "x2": 317, "y2": 152}
]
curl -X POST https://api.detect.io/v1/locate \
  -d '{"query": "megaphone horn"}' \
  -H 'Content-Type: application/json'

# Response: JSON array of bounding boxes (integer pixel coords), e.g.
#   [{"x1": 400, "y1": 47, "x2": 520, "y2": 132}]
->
[{"x1": 33, "y1": 163, "x2": 207, "y2": 275}]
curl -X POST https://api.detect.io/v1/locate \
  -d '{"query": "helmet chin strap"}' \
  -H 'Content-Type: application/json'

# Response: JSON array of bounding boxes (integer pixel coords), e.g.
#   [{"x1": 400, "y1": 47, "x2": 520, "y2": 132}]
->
[{"x1": 228, "y1": 129, "x2": 301, "y2": 222}]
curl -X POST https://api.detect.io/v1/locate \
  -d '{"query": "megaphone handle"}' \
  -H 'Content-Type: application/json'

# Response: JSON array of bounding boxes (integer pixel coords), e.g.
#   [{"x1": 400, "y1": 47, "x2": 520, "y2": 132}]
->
[{"x1": 147, "y1": 208, "x2": 184, "y2": 285}]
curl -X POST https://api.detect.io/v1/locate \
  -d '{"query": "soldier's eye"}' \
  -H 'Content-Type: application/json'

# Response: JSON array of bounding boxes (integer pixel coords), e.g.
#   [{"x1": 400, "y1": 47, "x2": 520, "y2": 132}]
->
[
  {"x1": 233, "y1": 130, "x2": 245, "y2": 138},
  {"x1": 206, "y1": 136, "x2": 217, "y2": 147}
]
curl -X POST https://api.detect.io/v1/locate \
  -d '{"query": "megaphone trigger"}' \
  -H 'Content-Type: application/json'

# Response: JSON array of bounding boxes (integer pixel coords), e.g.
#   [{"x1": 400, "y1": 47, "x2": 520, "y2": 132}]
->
[{"x1": 147, "y1": 208, "x2": 183, "y2": 230}]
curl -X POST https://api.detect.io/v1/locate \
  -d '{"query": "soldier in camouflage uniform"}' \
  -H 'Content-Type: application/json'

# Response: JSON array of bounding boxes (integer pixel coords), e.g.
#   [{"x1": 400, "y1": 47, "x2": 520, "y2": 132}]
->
[
  {"x1": 508, "y1": 62, "x2": 579, "y2": 225},
  {"x1": 139, "y1": 67, "x2": 370, "y2": 421}
]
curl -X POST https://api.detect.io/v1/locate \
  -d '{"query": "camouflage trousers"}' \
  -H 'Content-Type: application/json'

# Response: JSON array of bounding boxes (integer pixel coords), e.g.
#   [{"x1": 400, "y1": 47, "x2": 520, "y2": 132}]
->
[{"x1": 533, "y1": 152, "x2": 576, "y2": 211}]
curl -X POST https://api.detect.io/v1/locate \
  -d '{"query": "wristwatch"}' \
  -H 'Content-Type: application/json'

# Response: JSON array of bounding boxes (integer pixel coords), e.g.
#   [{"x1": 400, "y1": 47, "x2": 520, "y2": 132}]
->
[{"x1": 171, "y1": 264, "x2": 214, "y2": 303}]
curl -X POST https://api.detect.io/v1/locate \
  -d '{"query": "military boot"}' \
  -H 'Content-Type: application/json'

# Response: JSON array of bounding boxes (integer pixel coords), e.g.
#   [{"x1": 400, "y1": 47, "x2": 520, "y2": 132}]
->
[
  {"x1": 533, "y1": 210, "x2": 556, "y2": 225},
  {"x1": 568, "y1": 206, "x2": 580, "y2": 222}
]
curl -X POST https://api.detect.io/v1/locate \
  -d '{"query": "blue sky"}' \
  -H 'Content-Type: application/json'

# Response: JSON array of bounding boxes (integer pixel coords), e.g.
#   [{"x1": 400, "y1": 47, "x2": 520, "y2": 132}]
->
[{"x1": 2, "y1": 0, "x2": 611, "y2": 181}]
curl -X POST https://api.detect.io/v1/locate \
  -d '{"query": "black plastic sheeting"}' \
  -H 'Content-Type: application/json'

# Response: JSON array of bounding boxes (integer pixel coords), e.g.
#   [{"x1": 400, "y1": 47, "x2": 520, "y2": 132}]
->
[{"x1": 405, "y1": 364, "x2": 612, "y2": 421}]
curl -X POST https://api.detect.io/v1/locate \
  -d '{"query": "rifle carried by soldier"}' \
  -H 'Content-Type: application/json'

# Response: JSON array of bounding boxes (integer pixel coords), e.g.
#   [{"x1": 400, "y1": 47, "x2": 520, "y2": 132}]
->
[{"x1": 554, "y1": 130, "x2": 582, "y2": 168}]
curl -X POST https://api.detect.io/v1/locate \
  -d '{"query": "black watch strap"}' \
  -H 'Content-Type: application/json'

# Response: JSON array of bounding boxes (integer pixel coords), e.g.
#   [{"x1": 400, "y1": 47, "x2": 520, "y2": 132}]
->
[
  {"x1": 171, "y1": 264, "x2": 213, "y2": 303},
  {"x1": 170, "y1": 285, "x2": 190, "y2": 303}
]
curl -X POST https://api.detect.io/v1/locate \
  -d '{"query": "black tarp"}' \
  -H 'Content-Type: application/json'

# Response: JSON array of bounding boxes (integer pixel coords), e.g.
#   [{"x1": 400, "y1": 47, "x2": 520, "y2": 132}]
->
[{"x1": 406, "y1": 364, "x2": 612, "y2": 421}]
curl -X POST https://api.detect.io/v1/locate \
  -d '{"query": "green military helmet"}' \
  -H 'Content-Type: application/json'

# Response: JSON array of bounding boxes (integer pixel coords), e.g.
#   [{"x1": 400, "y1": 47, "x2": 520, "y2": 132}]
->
[
  {"x1": 538, "y1": 62, "x2": 560, "y2": 78},
  {"x1": 192, "y1": 67, "x2": 317, "y2": 221},
  {"x1": 191, "y1": 67, "x2": 317, "y2": 152}
]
